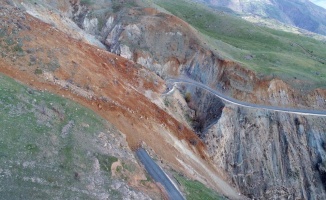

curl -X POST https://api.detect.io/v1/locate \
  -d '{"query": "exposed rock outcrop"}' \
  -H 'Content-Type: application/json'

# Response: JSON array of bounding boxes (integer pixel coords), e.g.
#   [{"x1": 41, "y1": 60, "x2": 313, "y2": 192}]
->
[
  {"x1": 205, "y1": 105, "x2": 326, "y2": 199},
  {"x1": 69, "y1": 0, "x2": 89, "y2": 29},
  {"x1": 84, "y1": 6, "x2": 326, "y2": 110},
  {"x1": 177, "y1": 85, "x2": 225, "y2": 135}
]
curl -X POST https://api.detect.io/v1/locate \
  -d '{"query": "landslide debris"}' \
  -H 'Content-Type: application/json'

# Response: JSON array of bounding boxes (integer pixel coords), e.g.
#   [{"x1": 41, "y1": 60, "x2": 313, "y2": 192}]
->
[{"x1": 0, "y1": 1, "x2": 239, "y2": 199}]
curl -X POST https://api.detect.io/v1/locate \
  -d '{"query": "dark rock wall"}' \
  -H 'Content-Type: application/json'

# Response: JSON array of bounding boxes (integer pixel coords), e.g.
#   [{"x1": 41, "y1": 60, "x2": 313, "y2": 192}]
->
[{"x1": 205, "y1": 107, "x2": 326, "y2": 199}]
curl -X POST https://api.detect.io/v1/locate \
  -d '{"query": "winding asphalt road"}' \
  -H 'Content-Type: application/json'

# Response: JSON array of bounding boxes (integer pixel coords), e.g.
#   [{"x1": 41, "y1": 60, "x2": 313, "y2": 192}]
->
[
  {"x1": 164, "y1": 78, "x2": 326, "y2": 117},
  {"x1": 136, "y1": 148, "x2": 185, "y2": 200}
]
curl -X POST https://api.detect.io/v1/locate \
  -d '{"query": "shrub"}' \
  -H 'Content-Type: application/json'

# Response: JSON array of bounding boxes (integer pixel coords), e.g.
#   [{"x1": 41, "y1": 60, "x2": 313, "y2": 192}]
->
[
  {"x1": 34, "y1": 68, "x2": 43, "y2": 74},
  {"x1": 185, "y1": 92, "x2": 191, "y2": 103},
  {"x1": 80, "y1": 0, "x2": 93, "y2": 5}
]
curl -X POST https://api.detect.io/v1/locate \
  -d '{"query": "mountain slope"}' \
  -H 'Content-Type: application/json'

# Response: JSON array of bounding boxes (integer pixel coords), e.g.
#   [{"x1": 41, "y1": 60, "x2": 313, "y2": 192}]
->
[
  {"x1": 154, "y1": 0, "x2": 326, "y2": 90},
  {"x1": 195, "y1": 0, "x2": 326, "y2": 35},
  {"x1": 0, "y1": 1, "x2": 239, "y2": 199},
  {"x1": 0, "y1": 73, "x2": 157, "y2": 199}
]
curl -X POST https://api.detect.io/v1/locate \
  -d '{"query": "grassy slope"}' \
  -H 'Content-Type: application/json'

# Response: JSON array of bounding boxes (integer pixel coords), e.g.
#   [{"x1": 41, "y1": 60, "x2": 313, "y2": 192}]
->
[
  {"x1": 174, "y1": 174, "x2": 225, "y2": 200},
  {"x1": 0, "y1": 71, "x2": 223, "y2": 200},
  {"x1": 0, "y1": 73, "x2": 123, "y2": 199},
  {"x1": 154, "y1": 0, "x2": 326, "y2": 89}
]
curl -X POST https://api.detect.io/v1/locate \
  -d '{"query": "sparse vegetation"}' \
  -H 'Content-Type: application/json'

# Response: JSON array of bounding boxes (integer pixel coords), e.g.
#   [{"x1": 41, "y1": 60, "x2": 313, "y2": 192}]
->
[
  {"x1": 25, "y1": 143, "x2": 39, "y2": 153},
  {"x1": 96, "y1": 154, "x2": 118, "y2": 175},
  {"x1": 80, "y1": 0, "x2": 93, "y2": 5},
  {"x1": 174, "y1": 174, "x2": 225, "y2": 200},
  {"x1": 13, "y1": 44, "x2": 23, "y2": 53},
  {"x1": 164, "y1": 97, "x2": 170, "y2": 107},
  {"x1": 0, "y1": 73, "x2": 126, "y2": 199},
  {"x1": 46, "y1": 59, "x2": 60, "y2": 72},
  {"x1": 5, "y1": 37, "x2": 15, "y2": 46},
  {"x1": 122, "y1": 161, "x2": 136, "y2": 172},
  {"x1": 0, "y1": 28, "x2": 6, "y2": 38},
  {"x1": 185, "y1": 113, "x2": 193, "y2": 125},
  {"x1": 34, "y1": 68, "x2": 42, "y2": 74},
  {"x1": 185, "y1": 92, "x2": 191, "y2": 103},
  {"x1": 189, "y1": 138, "x2": 198, "y2": 146},
  {"x1": 112, "y1": 0, "x2": 137, "y2": 12},
  {"x1": 97, "y1": 17, "x2": 105, "y2": 30},
  {"x1": 116, "y1": 165, "x2": 123, "y2": 173}
]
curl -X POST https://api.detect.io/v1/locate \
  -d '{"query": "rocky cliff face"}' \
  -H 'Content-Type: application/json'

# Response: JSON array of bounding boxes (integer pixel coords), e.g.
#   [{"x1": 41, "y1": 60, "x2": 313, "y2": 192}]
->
[
  {"x1": 177, "y1": 85, "x2": 225, "y2": 135},
  {"x1": 205, "y1": 105, "x2": 326, "y2": 199}
]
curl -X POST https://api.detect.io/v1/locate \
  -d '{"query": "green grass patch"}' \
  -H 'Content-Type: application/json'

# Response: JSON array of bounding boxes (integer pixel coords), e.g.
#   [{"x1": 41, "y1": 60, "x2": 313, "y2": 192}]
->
[
  {"x1": 5, "y1": 37, "x2": 15, "y2": 46},
  {"x1": 80, "y1": 0, "x2": 93, "y2": 5},
  {"x1": 0, "y1": 28, "x2": 7, "y2": 38},
  {"x1": 25, "y1": 144, "x2": 39, "y2": 154},
  {"x1": 13, "y1": 44, "x2": 23, "y2": 53},
  {"x1": 174, "y1": 174, "x2": 225, "y2": 200},
  {"x1": 34, "y1": 68, "x2": 43, "y2": 74},
  {"x1": 0, "y1": 73, "x2": 123, "y2": 199},
  {"x1": 112, "y1": 0, "x2": 137, "y2": 12},
  {"x1": 96, "y1": 154, "x2": 118, "y2": 174},
  {"x1": 164, "y1": 97, "x2": 170, "y2": 107},
  {"x1": 122, "y1": 161, "x2": 136, "y2": 172}
]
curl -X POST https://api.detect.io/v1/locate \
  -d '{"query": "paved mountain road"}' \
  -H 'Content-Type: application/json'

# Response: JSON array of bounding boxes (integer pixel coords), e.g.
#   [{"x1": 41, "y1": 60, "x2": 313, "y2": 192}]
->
[
  {"x1": 164, "y1": 78, "x2": 326, "y2": 117},
  {"x1": 136, "y1": 148, "x2": 185, "y2": 200}
]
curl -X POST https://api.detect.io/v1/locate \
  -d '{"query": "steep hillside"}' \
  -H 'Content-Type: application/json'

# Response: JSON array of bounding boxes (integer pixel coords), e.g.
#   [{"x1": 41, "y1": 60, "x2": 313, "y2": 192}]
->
[
  {"x1": 204, "y1": 103, "x2": 326, "y2": 199},
  {"x1": 194, "y1": 0, "x2": 326, "y2": 35},
  {"x1": 0, "y1": 73, "x2": 157, "y2": 199},
  {"x1": 0, "y1": 1, "x2": 240, "y2": 199}
]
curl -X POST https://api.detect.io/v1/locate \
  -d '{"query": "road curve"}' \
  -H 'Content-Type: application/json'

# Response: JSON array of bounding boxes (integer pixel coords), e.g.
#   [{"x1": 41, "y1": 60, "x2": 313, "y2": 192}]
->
[
  {"x1": 136, "y1": 148, "x2": 185, "y2": 200},
  {"x1": 164, "y1": 78, "x2": 326, "y2": 117}
]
